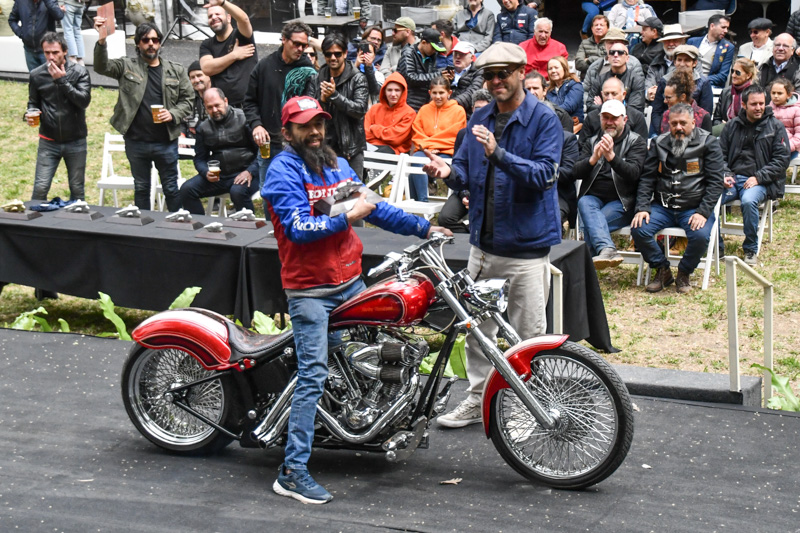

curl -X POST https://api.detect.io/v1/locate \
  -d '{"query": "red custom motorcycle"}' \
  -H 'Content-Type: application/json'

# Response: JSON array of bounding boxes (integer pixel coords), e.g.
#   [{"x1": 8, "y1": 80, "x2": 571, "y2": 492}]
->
[{"x1": 122, "y1": 233, "x2": 634, "y2": 489}]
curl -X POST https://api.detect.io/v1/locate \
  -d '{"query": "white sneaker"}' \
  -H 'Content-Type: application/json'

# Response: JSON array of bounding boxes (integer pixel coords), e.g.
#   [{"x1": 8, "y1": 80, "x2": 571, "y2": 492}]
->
[{"x1": 436, "y1": 395, "x2": 482, "y2": 428}]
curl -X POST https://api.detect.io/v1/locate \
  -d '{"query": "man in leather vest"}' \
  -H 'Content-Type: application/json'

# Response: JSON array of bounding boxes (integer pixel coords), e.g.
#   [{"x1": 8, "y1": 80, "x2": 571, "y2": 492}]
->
[
  {"x1": 573, "y1": 100, "x2": 647, "y2": 269},
  {"x1": 179, "y1": 88, "x2": 259, "y2": 214},
  {"x1": 631, "y1": 103, "x2": 725, "y2": 293},
  {"x1": 27, "y1": 32, "x2": 91, "y2": 202}
]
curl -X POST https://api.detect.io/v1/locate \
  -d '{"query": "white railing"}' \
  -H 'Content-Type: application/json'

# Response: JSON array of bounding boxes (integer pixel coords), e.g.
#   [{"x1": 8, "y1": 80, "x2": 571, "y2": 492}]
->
[
  {"x1": 550, "y1": 264, "x2": 563, "y2": 335},
  {"x1": 726, "y1": 257, "x2": 774, "y2": 404}
]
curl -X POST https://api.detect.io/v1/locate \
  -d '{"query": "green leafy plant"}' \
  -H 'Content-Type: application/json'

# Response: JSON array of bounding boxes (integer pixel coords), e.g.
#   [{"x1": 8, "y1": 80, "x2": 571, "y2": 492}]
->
[
  {"x1": 419, "y1": 335, "x2": 467, "y2": 379},
  {"x1": 98, "y1": 287, "x2": 203, "y2": 341},
  {"x1": 752, "y1": 363, "x2": 800, "y2": 411},
  {"x1": 252, "y1": 311, "x2": 291, "y2": 334},
  {"x1": 6, "y1": 307, "x2": 70, "y2": 332}
]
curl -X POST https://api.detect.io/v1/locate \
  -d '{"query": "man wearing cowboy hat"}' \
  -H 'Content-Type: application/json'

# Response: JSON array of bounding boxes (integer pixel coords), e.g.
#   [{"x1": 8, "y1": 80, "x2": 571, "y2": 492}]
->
[
  {"x1": 421, "y1": 42, "x2": 563, "y2": 428},
  {"x1": 645, "y1": 23, "x2": 691, "y2": 103}
]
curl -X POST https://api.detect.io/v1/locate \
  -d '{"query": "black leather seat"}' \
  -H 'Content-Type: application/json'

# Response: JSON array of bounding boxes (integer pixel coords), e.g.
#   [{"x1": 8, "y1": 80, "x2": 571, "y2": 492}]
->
[{"x1": 226, "y1": 323, "x2": 294, "y2": 364}]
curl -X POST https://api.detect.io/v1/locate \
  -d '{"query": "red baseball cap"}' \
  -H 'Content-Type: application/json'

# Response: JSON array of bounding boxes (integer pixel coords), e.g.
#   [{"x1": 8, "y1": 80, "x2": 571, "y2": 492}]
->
[{"x1": 281, "y1": 96, "x2": 331, "y2": 126}]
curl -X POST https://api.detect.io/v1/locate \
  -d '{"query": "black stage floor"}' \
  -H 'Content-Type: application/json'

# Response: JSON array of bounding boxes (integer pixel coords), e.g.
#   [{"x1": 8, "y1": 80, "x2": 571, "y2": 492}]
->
[{"x1": 0, "y1": 328, "x2": 798, "y2": 531}]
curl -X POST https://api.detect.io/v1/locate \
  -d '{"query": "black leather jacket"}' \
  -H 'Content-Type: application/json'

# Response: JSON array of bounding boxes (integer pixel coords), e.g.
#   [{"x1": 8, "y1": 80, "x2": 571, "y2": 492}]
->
[
  {"x1": 318, "y1": 62, "x2": 368, "y2": 159},
  {"x1": 195, "y1": 106, "x2": 257, "y2": 178},
  {"x1": 636, "y1": 129, "x2": 725, "y2": 219},
  {"x1": 573, "y1": 126, "x2": 647, "y2": 212},
  {"x1": 718, "y1": 107, "x2": 790, "y2": 200},
  {"x1": 27, "y1": 60, "x2": 91, "y2": 143},
  {"x1": 398, "y1": 44, "x2": 440, "y2": 112}
]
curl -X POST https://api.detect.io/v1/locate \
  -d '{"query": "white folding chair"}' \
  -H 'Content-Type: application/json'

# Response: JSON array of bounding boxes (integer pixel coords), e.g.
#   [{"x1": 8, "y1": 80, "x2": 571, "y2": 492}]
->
[
  {"x1": 719, "y1": 198, "x2": 772, "y2": 255},
  {"x1": 363, "y1": 151, "x2": 406, "y2": 196},
  {"x1": 389, "y1": 154, "x2": 447, "y2": 220},
  {"x1": 787, "y1": 155, "x2": 800, "y2": 195},
  {"x1": 643, "y1": 198, "x2": 722, "y2": 290},
  {"x1": 154, "y1": 137, "x2": 195, "y2": 211},
  {"x1": 97, "y1": 133, "x2": 135, "y2": 207}
]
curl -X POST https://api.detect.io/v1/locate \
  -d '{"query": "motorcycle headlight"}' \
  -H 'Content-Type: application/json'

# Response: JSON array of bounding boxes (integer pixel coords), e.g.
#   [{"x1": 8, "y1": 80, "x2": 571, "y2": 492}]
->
[{"x1": 463, "y1": 278, "x2": 510, "y2": 313}]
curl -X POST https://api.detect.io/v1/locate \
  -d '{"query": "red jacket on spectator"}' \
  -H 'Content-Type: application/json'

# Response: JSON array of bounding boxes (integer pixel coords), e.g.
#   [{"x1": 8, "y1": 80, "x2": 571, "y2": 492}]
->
[
  {"x1": 520, "y1": 37, "x2": 568, "y2": 77},
  {"x1": 364, "y1": 72, "x2": 417, "y2": 154}
]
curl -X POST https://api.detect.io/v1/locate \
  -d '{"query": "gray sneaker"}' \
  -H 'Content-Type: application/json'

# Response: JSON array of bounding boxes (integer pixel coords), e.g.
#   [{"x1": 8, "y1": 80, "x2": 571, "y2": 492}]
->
[
  {"x1": 744, "y1": 252, "x2": 758, "y2": 266},
  {"x1": 436, "y1": 396, "x2": 482, "y2": 428},
  {"x1": 593, "y1": 247, "x2": 624, "y2": 270}
]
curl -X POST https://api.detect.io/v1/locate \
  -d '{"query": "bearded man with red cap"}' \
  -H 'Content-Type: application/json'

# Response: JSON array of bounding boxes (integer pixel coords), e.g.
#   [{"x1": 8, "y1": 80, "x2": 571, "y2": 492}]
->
[{"x1": 262, "y1": 96, "x2": 451, "y2": 505}]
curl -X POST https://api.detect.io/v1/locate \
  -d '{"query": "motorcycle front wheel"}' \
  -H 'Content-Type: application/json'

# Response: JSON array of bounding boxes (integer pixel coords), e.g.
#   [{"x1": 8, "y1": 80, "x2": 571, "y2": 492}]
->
[
  {"x1": 489, "y1": 341, "x2": 634, "y2": 490},
  {"x1": 122, "y1": 345, "x2": 235, "y2": 455}
]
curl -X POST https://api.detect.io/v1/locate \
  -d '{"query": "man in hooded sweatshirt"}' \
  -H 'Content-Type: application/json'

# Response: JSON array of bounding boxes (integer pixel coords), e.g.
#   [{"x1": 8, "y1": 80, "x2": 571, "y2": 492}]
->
[{"x1": 364, "y1": 71, "x2": 417, "y2": 154}]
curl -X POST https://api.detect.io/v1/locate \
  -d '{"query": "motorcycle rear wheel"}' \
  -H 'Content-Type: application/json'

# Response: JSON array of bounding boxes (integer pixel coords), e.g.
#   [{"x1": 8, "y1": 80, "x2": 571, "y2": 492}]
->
[
  {"x1": 122, "y1": 346, "x2": 234, "y2": 455},
  {"x1": 489, "y1": 341, "x2": 633, "y2": 490}
]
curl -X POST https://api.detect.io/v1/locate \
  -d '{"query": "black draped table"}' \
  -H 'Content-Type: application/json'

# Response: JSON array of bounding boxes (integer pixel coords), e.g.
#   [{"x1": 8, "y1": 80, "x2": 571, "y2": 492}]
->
[
  {"x1": 0, "y1": 206, "x2": 615, "y2": 352},
  {"x1": 0, "y1": 205, "x2": 265, "y2": 315}
]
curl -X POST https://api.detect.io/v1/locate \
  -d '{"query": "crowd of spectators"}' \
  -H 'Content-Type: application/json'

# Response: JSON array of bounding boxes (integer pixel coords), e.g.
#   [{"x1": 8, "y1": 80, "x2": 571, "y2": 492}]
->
[{"x1": 16, "y1": 0, "x2": 800, "y2": 282}]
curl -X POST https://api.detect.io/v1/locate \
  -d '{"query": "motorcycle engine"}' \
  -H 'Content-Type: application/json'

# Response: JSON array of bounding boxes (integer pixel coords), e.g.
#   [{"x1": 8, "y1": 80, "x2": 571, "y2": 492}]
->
[{"x1": 327, "y1": 331, "x2": 428, "y2": 431}]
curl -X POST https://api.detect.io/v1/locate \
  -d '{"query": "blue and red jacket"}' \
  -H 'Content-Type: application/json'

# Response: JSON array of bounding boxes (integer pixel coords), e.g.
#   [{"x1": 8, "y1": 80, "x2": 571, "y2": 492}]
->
[{"x1": 262, "y1": 147, "x2": 430, "y2": 291}]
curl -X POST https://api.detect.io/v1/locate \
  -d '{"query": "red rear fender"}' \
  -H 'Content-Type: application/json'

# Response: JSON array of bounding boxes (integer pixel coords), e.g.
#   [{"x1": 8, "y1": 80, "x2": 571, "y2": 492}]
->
[
  {"x1": 481, "y1": 334, "x2": 569, "y2": 435},
  {"x1": 132, "y1": 309, "x2": 233, "y2": 371}
]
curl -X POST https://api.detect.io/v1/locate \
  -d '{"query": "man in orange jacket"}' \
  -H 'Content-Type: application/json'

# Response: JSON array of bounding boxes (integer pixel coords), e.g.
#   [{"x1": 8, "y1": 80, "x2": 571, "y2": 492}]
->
[{"x1": 364, "y1": 72, "x2": 417, "y2": 154}]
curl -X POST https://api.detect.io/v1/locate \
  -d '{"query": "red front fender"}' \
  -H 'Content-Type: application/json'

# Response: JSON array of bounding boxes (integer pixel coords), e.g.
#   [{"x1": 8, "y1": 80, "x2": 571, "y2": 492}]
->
[
  {"x1": 132, "y1": 308, "x2": 234, "y2": 371},
  {"x1": 481, "y1": 334, "x2": 569, "y2": 435}
]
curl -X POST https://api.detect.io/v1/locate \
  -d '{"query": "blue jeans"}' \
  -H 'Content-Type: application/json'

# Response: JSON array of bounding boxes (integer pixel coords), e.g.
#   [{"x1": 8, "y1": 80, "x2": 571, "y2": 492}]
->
[
  {"x1": 721, "y1": 174, "x2": 768, "y2": 255},
  {"x1": 257, "y1": 144, "x2": 283, "y2": 191},
  {"x1": 124, "y1": 139, "x2": 181, "y2": 211},
  {"x1": 24, "y1": 48, "x2": 46, "y2": 72},
  {"x1": 284, "y1": 279, "x2": 367, "y2": 471},
  {"x1": 631, "y1": 203, "x2": 716, "y2": 274},
  {"x1": 32, "y1": 137, "x2": 87, "y2": 201},
  {"x1": 179, "y1": 173, "x2": 259, "y2": 215},
  {"x1": 577, "y1": 196, "x2": 633, "y2": 255},
  {"x1": 581, "y1": 2, "x2": 601, "y2": 34},
  {"x1": 62, "y1": 3, "x2": 86, "y2": 59},
  {"x1": 409, "y1": 150, "x2": 450, "y2": 202}
]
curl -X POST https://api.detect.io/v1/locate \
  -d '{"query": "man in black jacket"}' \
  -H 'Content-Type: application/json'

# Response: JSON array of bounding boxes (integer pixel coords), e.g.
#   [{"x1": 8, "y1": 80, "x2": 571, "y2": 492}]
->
[
  {"x1": 450, "y1": 40, "x2": 484, "y2": 115},
  {"x1": 718, "y1": 86, "x2": 790, "y2": 264},
  {"x1": 580, "y1": 77, "x2": 649, "y2": 142},
  {"x1": 180, "y1": 88, "x2": 259, "y2": 215},
  {"x1": 8, "y1": 0, "x2": 63, "y2": 71},
  {"x1": 759, "y1": 33, "x2": 800, "y2": 100},
  {"x1": 27, "y1": 32, "x2": 91, "y2": 201},
  {"x1": 244, "y1": 21, "x2": 317, "y2": 188},
  {"x1": 573, "y1": 100, "x2": 647, "y2": 269},
  {"x1": 318, "y1": 34, "x2": 368, "y2": 177},
  {"x1": 631, "y1": 103, "x2": 725, "y2": 293},
  {"x1": 398, "y1": 28, "x2": 448, "y2": 111}
]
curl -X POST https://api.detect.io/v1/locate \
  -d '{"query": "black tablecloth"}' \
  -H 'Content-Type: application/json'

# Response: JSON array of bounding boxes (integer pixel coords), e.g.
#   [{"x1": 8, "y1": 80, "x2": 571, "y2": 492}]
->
[
  {"x1": 0, "y1": 206, "x2": 265, "y2": 315},
  {"x1": 0, "y1": 206, "x2": 615, "y2": 352},
  {"x1": 244, "y1": 229, "x2": 616, "y2": 353}
]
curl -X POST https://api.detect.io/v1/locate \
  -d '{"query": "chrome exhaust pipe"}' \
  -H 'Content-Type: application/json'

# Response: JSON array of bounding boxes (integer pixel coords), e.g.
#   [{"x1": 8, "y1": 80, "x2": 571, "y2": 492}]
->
[
  {"x1": 315, "y1": 374, "x2": 420, "y2": 444},
  {"x1": 256, "y1": 405, "x2": 291, "y2": 449},
  {"x1": 251, "y1": 376, "x2": 296, "y2": 446}
]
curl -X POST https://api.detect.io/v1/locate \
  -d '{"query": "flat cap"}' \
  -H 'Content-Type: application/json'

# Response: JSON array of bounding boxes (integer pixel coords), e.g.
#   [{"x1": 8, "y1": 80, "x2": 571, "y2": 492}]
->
[
  {"x1": 747, "y1": 18, "x2": 773, "y2": 30},
  {"x1": 673, "y1": 44, "x2": 700, "y2": 59},
  {"x1": 474, "y1": 42, "x2": 527, "y2": 69},
  {"x1": 601, "y1": 27, "x2": 629, "y2": 42}
]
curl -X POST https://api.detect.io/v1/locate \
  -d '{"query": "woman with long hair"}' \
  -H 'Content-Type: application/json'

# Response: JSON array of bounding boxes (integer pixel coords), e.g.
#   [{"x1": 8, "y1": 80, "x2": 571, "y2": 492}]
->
[
  {"x1": 712, "y1": 58, "x2": 757, "y2": 132},
  {"x1": 654, "y1": 67, "x2": 712, "y2": 135},
  {"x1": 546, "y1": 56, "x2": 584, "y2": 123}
]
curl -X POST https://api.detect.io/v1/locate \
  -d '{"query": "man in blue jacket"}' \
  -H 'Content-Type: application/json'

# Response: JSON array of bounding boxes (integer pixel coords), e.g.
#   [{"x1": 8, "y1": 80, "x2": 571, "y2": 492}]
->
[
  {"x1": 492, "y1": 0, "x2": 537, "y2": 45},
  {"x1": 687, "y1": 14, "x2": 734, "y2": 89},
  {"x1": 423, "y1": 43, "x2": 562, "y2": 428},
  {"x1": 263, "y1": 96, "x2": 451, "y2": 504},
  {"x1": 8, "y1": 0, "x2": 64, "y2": 71}
]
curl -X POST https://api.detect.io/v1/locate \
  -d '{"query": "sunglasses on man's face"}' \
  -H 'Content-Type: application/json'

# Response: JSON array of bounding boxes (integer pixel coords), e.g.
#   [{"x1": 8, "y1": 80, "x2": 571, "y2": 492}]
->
[
  {"x1": 140, "y1": 37, "x2": 160, "y2": 44},
  {"x1": 483, "y1": 69, "x2": 513, "y2": 81},
  {"x1": 324, "y1": 51, "x2": 344, "y2": 58},
  {"x1": 608, "y1": 49, "x2": 627, "y2": 56}
]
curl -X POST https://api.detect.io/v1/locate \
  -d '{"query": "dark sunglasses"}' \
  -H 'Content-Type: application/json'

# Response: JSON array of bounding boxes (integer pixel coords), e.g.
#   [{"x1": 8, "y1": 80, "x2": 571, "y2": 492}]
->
[
  {"x1": 749, "y1": 29, "x2": 763, "y2": 34},
  {"x1": 324, "y1": 51, "x2": 344, "y2": 58},
  {"x1": 288, "y1": 38, "x2": 309, "y2": 48},
  {"x1": 483, "y1": 69, "x2": 513, "y2": 81},
  {"x1": 140, "y1": 36, "x2": 160, "y2": 44},
  {"x1": 305, "y1": 52, "x2": 316, "y2": 57},
  {"x1": 733, "y1": 69, "x2": 743, "y2": 76},
  {"x1": 608, "y1": 49, "x2": 627, "y2": 56}
]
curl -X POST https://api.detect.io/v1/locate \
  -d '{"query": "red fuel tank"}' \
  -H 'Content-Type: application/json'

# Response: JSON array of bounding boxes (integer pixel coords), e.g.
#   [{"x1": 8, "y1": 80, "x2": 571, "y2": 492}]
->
[{"x1": 329, "y1": 273, "x2": 436, "y2": 328}]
